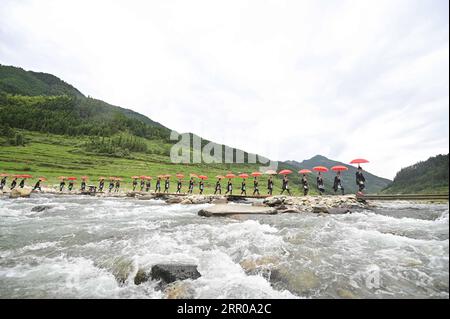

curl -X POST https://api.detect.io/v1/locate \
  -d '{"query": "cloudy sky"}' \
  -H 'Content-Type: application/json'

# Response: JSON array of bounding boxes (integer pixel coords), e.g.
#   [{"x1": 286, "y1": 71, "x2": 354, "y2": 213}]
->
[{"x1": 0, "y1": 0, "x2": 448, "y2": 179}]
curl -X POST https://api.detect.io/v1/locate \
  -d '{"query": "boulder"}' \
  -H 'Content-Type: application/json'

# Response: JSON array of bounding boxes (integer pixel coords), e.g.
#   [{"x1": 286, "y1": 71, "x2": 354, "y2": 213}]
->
[
  {"x1": 312, "y1": 206, "x2": 329, "y2": 214},
  {"x1": 164, "y1": 281, "x2": 195, "y2": 299},
  {"x1": 211, "y1": 198, "x2": 228, "y2": 204},
  {"x1": 328, "y1": 208, "x2": 352, "y2": 214},
  {"x1": 10, "y1": 188, "x2": 31, "y2": 199},
  {"x1": 134, "y1": 269, "x2": 151, "y2": 285},
  {"x1": 138, "y1": 195, "x2": 155, "y2": 200},
  {"x1": 31, "y1": 205, "x2": 52, "y2": 212},
  {"x1": 180, "y1": 199, "x2": 193, "y2": 205},
  {"x1": 198, "y1": 204, "x2": 277, "y2": 217},
  {"x1": 263, "y1": 197, "x2": 284, "y2": 207},
  {"x1": 166, "y1": 197, "x2": 184, "y2": 204},
  {"x1": 151, "y1": 264, "x2": 201, "y2": 284}
]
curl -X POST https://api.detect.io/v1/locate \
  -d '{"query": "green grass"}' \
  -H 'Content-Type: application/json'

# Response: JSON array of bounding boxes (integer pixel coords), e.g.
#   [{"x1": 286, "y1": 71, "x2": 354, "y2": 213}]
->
[{"x1": 0, "y1": 130, "x2": 320, "y2": 195}]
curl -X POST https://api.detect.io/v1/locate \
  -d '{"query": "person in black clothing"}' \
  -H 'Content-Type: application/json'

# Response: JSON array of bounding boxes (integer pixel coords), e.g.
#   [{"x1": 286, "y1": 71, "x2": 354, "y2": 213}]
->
[
  {"x1": 316, "y1": 172, "x2": 325, "y2": 195},
  {"x1": 188, "y1": 178, "x2": 194, "y2": 194},
  {"x1": 108, "y1": 180, "x2": 114, "y2": 193},
  {"x1": 98, "y1": 178, "x2": 105, "y2": 192},
  {"x1": 241, "y1": 179, "x2": 247, "y2": 196},
  {"x1": 176, "y1": 178, "x2": 182, "y2": 194},
  {"x1": 356, "y1": 166, "x2": 366, "y2": 193},
  {"x1": 280, "y1": 176, "x2": 292, "y2": 195},
  {"x1": 164, "y1": 177, "x2": 170, "y2": 193},
  {"x1": 59, "y1": 179, "x2": 66, "y2": 192},
  {"x1": 333, "y1": 172, "x2": 345, "y2": 195},
  {"x1": 10, "y1": 178, "x2": 17, "y2": 190},
  {"x1": 0, "y1": 176, "x2": 7, "y2": 191},
  {"x1": 145, "y1": 179, "x2": 151, "y2": 192},
  {"x1": 68, "y1": 180, "x2": 74, "y2": 191},
  {"x1": 214, "y1": 178, "x2": 222, "y2": 195},
  {"x1": 301, "y1": 174, "x2": 309, "y2": 196},
  {"x1": 33, "y1": 179, "x2": 42, "y2": 191},
  {"x1": 140, "y1": 178, "x2": 145, "y2": 192},
  {"x1": 19, "y1": 179, "x2": 25, "y2": 188},
  {"x1": 114, "y1": 180, "x2": 120, "y2": 192},
  {"x1": 132, "y1": 178, "x2": 138, "y2": 191},
  {"x1": 199, "y1": 179, "x2": 205, "y2": 195},
  {"x1": 80, "y1": 179, "x2": 87, "y2": 192},
  {"x1": 253, "y1": 177, "x2": 260, "y2": 195},
  {"x1": 155, "y1": 177, "x2": 162, "y2": 193},
  {"x1": 225, "y1": 179, "x2": 233, "y2": 195},
  {"x1": 267, "y1": 176, "x2": 274, "y2": 196}
]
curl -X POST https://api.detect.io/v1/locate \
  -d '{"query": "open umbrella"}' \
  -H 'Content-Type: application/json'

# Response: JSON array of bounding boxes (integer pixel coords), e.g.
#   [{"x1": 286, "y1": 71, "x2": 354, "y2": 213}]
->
[
  {"x1": 109, "y1": 177, "x2": 116, "y2": 180},
  {"x1": 38, "y1": 177, "x2": 47, "y2": 181},
  {"x1": 190, "y1": 173, "x2": 198, "y2": 178},
  {"x1": 216, "y1": 175, "x2": 225, "y2": 179},
  {"x1": 264, "y1": 170, "x2": 277, "y2": 175},
  {"x1": 239, "y1": 173, "x2": 249, "y2": 178},
  {"x1": 0, "y1": 173, "x2": 9, "y2": 177},
  {"x1": 251, "y1": 172, "x2": 262, "y2": 177},
  {"x1": 198, "y1": 175, "x2": 208, "y2": 180},
  {"x1": 164, "y1": 174, "x2": 171, "y2": 178},
  {"x1": 81, "y1": 176, "x2": 89, "y2": 180},
  {"x1": 278, "y1": 169, "x2": 293, "y2": 175},
  {"x1": 298, "y1": 169, "x2": 312, "y2": 174},
  {"x1": 98, "y1": 177, "x2": 106, "y2": 180},
  {"x1": 176, "y1": 174, "x2": 184, "y2": 179},
  {"x1": 331, "y1": 165, "x2": 349, "y2": 172},
  {"x1": 115, "y1": 177, "x2": 123, "y2": 181},
  {"x1": 145, "y1": 176, "x2": 153, "y2": 180},
  {"x1": 225, "y1": 173, "x2": 236, "y2": 179},
  {"x1": 131, "y1": 176, "x2": 140, "y2": 179},
  {"x1": 58, "y1": 176, "x2": 67, "y2": 180},
  {"x1": 350, "y1": 159, "x2": 369, "y2": 164},
  {"x1": 21, "y1": 174, "x2": 33, "y2": 179},
  {"x1": 313, "y1": 166, "x2": 329, "y2": 172},
  {"x1": 67, "y1": 177, "x2": 77, "y2": 181}
]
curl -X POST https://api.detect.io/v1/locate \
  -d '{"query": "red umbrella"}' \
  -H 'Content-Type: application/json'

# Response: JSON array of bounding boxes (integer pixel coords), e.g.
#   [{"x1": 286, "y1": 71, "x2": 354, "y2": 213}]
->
[
  {"x1": 251, "y1": 172, "x2": 262, "y2": 177},
  {"x1": 145, "y1": 176, "x2": 153, "y2": 180},
  {"x1": 313, "y1": 166, "x2": 329, "y2": 172},
  {"x1": 38, "y1": 177, "x2": 47, "y2": 181},
  {"x1": 298, "y1": 169, "x2": 312, "y2": 174},
  {"x1": 115, "y1": 177, "x2": 123, "y2": 181},
  {"x1": 190, "y1": 173, "x2": 198, "y2": 178},
  {"x1": 0, "y1": 173, "x2": 9, "y2": 177},
  {"x1": 164, "y1": 174, "x2": 171, "y2": 178},
  {"x1": 67, "y1": 177, "x2": 77, "y2": 181},
  {"x1": 198, "y1": 175, "x2": 208, "y2": 180},
  {"x1": 239, "y1": 173, "x2": 249, "y2": 178},
  {"x1": 278, "y1": 169, "x2": 293, "y2": 175},
  {"x1": 131, "y1": 176, "x2": 140, "y2": 179},
  {"x1": 331, "y1": 165, "x2": 349, "y2": 172},
  {"x1": 216, "y1": 175, "x2": 225, "y2": 179},
  {"x1": 350, "y1": 158, "x2": 369, "y2": 164},
  {"x1": 264, "y1": 170, "x2": 277, "y2": 175},
  {"x1": 176, "y1": 174, "x2": 184, "y2": 179},
  {"x1": 21, "y1": 174, "x2": 33, "y2": 179},
  {"x1": 58, "y1": 176, "x2": 67, "y2": 180},
  {"x1": 81, "y1": 176, "x2": 89, "y2": 180},
  {"x1": 225, "y1": 173, "x2": 236, "y2": 179}
]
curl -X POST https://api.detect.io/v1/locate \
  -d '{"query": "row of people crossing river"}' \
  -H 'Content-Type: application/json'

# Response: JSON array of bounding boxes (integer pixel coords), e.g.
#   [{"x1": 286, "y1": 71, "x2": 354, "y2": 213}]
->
[{"x1": 1, "y1": 164, "x2": 367, "y2": 196}]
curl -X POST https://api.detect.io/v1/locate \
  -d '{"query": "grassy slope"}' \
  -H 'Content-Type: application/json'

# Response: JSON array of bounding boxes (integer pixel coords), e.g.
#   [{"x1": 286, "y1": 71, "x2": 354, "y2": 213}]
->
[{"x1": 0, "y1": 130, "x2": 309, "y2": 194}]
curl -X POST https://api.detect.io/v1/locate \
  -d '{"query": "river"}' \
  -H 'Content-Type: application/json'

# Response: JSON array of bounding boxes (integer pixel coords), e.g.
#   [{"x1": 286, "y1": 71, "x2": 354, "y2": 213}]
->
[{"x1": 0, "y1": 195, "x2": 448, "y2": 298}]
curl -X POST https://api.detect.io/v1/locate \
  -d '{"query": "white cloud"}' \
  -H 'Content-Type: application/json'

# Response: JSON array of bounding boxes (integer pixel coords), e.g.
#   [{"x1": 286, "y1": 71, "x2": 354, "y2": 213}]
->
[{"x1": 0, "y1": 0, "x2": 448, "y2": 179}]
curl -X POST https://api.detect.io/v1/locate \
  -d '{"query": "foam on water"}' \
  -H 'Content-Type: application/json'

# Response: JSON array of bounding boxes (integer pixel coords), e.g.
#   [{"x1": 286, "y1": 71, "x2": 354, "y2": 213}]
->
[{"x1": 0, "y1": 194, "x2": 448, "y2": 298}]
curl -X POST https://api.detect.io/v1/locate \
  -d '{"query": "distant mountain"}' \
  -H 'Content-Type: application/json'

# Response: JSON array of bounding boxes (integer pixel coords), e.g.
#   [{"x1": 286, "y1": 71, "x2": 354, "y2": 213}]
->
[
  {"x1": 283, "y1": 155, "x2": 392, "y2": 194},
  {"x1": 382, "y1": 154, "x2": 449, "y2": 194}
]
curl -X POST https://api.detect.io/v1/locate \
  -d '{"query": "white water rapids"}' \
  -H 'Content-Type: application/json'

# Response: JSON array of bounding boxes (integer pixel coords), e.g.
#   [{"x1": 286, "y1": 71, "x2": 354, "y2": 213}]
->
[{"x1": 0, "y1": 195, "x2": 448, "y2": 298}]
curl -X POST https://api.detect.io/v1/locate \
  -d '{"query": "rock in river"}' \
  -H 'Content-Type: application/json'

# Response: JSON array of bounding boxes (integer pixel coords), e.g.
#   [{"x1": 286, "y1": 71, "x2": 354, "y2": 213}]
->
[
  {"x1": 198, "y1": 204, "x2": 277, "y2": 217},
  {"x1": 10, "y1": 189, "x2": 31, "y2": 199},
  {"x1": 31, "y1": 205, "x2": 52, "y2": 212},
  {"x1": 151, "y1": 264, "x2": 201, "y2": 284}
]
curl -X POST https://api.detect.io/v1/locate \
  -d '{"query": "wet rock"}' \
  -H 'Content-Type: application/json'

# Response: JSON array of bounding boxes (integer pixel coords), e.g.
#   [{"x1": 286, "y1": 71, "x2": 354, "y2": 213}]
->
[
  {"x1": 278, "y1": 208, "x2": 303, "y2": 214},
  {"x1": 164, "y1": 281, "x2": 195, "y2": 299},
  {"x1": 263, "y1": 196, "x2": 284, "y2": 207},
  {"x1": 240, "y1": 256, "x2": 279, "y2": 272},
  {"x1": 198, "y1": 204, "x2": 277, "y2": 217},
  {"x1": 211, "y1": 197, "x2": 228, "y2": 204},
  {"x1": 111, "y1": 258, "x2": 135, "y2": 285},
  {"x1": 180, "y1": 199, "x2": 193, "y2": 205},
  {"x1": 138, "y1": 195, "x2": 155, "y2": 200},
  {"x1": 312, "y1": 206, "x2": 329, "y2": 214},
  {"x1": 31, "y1": 205, "x2": 52, "y2": 212},
  {"x1": 151, "y1": 264, "x2": 201, "y2": 284},
  {"x1": 328, "y1": 208, "x2": 352, "y2": 214},
  {"x1": 134, "y1": 269, "x2": 151, "y2": 285},
  {"x1": 270, "y1": 267, "x2": 320, "y2": 295},
  {"x1": 10, "y1": 189, "x2": 31, "y2": 198},
  {"x1": 190, "y1": 196, "x2": 210, "y2": 204},
  {"x1": 166, "y1": 196, "x2": 184, "y2": 204}
]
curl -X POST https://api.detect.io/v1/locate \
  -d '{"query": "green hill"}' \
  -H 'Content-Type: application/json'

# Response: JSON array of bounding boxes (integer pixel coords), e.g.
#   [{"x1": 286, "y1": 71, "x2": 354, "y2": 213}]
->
[
  {"x1": 284, "y1": 155, "x2": 391, "y2": 194},
  {"x1": 0, "y1": 64, "x2": 391, "y2": 194},
  {"x1": 382, "y1": 154, "x2": 449, "y2": 194}
]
